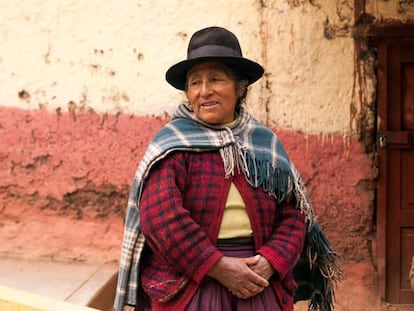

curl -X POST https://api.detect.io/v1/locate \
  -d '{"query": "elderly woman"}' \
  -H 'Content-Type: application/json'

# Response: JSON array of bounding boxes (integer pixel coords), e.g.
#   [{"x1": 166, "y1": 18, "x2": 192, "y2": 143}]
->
[{"x1": 114, "y1": 26, "x2": 342, "y2": 311}]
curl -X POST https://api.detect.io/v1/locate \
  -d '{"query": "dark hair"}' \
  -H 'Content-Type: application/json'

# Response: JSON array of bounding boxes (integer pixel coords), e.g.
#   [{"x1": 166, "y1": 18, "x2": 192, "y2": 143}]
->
[{"x1": 233, "y1": 72, "x2": 249, "y2": 110}]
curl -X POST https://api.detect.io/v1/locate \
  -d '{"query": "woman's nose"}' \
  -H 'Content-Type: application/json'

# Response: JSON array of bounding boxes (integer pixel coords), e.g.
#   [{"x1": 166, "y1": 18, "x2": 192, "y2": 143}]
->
[{"x1": 200, "y1": 81, "x2": 212, "y2": 96}]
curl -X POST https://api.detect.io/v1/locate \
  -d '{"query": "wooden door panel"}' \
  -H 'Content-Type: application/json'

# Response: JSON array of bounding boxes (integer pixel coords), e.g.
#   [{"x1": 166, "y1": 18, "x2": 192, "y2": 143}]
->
[
  {"x1": 402, "y1": 66, "x2": 414, "y2": 130},
  {"x1": 402, "y1": 151, "x2": 414, "y2": 209},
  {"x1": 401, "y1": 229, "x2": 414, "y2": 302},
  {"x1": 401, "y1": 150, "x2": 414, "y2": 299}
]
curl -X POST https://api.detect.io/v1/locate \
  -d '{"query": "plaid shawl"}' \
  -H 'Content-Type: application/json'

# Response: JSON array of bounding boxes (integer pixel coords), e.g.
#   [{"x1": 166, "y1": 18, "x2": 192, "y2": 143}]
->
[{"x1": 114, "y1": 104, "x2": 344, "y2": 311}]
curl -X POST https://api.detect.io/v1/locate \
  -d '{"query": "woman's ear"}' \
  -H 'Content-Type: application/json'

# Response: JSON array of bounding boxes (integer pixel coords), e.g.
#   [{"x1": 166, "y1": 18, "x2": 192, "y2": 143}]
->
[{"x1": 184, "y1": 92, "x2": 193, "y2": 110}]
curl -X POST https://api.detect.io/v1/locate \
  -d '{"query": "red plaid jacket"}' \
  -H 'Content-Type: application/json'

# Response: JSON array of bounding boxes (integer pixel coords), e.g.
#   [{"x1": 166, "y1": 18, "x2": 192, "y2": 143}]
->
[{"x1": 139, "y1": 150, "x2": 306, "y2": 310}]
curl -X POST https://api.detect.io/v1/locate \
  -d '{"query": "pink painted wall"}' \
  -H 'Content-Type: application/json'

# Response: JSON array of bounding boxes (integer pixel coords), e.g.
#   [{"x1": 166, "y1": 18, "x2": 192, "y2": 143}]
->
[
  {"x1": 0, "y1": 107, "x2": 374, "y2": 264},
  {"x1": 0, "y1": 107, "x2": 166, "y2": 262},
  {"x1": 277, "y1": 132, "x2": 374, "y2": 262},
  {"x1": 0, "y1": 107, "x2": 166, "y2": 216}
]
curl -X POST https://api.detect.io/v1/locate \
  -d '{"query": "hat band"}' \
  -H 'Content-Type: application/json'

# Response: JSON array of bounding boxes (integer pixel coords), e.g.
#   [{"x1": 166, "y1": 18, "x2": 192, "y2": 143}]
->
[{"x1": 188, "y1": 45, "x2": 242, "y2": 60}]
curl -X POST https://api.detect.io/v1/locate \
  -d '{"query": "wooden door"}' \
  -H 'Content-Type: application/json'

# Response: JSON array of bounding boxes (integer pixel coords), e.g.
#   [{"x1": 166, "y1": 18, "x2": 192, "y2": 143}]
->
[{"x1": 374, "y1": 26, "x2": 414, "y2": 304}]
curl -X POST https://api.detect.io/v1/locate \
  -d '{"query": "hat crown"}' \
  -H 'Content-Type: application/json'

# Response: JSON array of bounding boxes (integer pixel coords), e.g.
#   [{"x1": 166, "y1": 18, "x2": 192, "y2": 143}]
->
[{"x1": 187, "y1": 27, "x2": 243, "y2": 59}]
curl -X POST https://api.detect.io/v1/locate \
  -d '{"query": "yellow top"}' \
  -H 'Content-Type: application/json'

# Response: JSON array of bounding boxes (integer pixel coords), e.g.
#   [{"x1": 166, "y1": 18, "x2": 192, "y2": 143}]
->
[{"x1": 218, "y1": 182, "x2": 253, "y2": 239}]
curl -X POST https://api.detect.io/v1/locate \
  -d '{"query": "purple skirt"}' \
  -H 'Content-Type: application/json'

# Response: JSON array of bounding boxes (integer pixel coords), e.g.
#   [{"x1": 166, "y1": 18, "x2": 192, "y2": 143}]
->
[{"x1": 185, "y1": 244, "x2": 282, "y2": 311}]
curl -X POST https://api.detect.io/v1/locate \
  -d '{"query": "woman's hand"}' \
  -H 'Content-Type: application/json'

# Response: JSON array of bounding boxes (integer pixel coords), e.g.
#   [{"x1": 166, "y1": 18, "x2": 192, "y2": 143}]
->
[
  {"x1": 207, "y1": 255, "x2": 269, "y2": 299},
  {"x1": 245, "y1": 254, "x2": 275, "y2": 281}
]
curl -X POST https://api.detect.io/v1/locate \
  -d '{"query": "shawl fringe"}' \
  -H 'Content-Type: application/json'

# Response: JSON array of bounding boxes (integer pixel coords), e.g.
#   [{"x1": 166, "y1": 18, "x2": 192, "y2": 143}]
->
[
  {"x1": 294, "y1": 222, "x2": 345, "y2": 311},
  {"x1": 237, "y1": 146, "x2": 344, "y2": 311}
]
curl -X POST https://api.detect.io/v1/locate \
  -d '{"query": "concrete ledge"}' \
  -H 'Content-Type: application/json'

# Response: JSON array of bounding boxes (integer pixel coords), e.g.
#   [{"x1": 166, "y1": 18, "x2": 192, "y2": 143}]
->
[
  {"x1": 0, "y1": 284, "x2": 100, "y2": 311},
  {"x1": 86, "y1": 271, "x2": 117, "y2": 311},
  {"x1": 0, "y1": 257, "x2": 118, "y2": 311}
]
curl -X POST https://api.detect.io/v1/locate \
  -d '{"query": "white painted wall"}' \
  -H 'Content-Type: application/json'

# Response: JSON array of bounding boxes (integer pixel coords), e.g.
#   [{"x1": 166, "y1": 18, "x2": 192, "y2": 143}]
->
[
  {"x1": 0, "y1": 1, "x2": 413, "y2": 133},
  {"x1": 0, "y1": 0, "x2": 261, "y2": 117}
]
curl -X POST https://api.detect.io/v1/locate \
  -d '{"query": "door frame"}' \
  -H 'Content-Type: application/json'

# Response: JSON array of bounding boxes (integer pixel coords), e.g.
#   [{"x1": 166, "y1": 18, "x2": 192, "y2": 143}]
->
[{"x1": 367, "y1": 24, "x2": 414, "y2": 303}]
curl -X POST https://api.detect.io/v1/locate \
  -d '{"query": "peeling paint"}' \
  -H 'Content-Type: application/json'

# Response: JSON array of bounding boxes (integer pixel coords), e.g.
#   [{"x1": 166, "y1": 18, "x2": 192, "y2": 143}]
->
[
  {"x1": 350, "y1": 6, "x2": 378, "y2": 153},
  {"x1": 18, "y1": 90, "x2": 31, "y2": 102},
  {"x1": 323, "y1": 17, "x2": 351, "y2": 39}
]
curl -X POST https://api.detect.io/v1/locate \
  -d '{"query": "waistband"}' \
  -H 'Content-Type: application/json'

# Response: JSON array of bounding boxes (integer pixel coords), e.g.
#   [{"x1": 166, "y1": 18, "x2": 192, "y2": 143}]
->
[{"x1": 216, "y1": 237, "x2": 254, "y2": 247}]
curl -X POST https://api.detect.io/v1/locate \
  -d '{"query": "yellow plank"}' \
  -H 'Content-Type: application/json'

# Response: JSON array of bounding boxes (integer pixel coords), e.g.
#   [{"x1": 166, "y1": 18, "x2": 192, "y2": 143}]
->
[{"x1": 0, "y1": 285, "x2": 101, "y2": 311}]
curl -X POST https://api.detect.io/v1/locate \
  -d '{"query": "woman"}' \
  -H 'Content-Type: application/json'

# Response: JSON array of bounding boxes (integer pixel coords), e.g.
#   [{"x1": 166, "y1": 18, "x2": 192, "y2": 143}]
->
[{"x1": 115, "y1": 26, "x2": 342, "y2": 311}]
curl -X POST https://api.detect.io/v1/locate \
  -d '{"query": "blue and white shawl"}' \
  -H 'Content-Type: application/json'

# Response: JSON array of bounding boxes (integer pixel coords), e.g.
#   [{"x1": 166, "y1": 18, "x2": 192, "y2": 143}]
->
[{"x1": 114, "y1": 104, "x2": 344, "y2": 311}]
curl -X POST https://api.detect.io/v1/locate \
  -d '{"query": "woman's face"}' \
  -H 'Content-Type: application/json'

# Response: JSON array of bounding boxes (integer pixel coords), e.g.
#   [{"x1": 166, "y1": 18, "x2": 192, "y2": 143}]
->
[{"x1": 186, "y1": 61, "x2": 243, "y2": 125}]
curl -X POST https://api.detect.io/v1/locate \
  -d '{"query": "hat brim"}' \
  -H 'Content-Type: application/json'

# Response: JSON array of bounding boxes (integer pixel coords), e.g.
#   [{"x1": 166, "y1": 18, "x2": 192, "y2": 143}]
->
[{"x1": 165, "y1": 57, "x2": 264, "y2": 90}]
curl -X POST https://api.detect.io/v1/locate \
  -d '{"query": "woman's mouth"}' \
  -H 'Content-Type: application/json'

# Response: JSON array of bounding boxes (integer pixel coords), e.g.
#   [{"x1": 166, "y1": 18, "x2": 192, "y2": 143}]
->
[{"x1": 201, "y1": 101, "x2": 219, "y2": 107}]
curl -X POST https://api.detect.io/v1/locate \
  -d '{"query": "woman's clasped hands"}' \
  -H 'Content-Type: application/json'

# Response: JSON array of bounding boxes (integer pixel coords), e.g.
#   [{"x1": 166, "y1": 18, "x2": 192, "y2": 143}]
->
[{"x1": 207, "y1": 254, "x2": 275, "y2": 299}]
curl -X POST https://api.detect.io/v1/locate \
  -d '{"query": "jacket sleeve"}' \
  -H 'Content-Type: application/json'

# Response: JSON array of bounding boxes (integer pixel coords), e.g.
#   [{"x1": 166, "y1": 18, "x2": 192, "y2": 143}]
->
[
  {"x1": 257, "y1": 199, "x2": 306, "y2": 280},
  {"x1": 139, "y1": 152, "x2": 222, "y2": 284}
]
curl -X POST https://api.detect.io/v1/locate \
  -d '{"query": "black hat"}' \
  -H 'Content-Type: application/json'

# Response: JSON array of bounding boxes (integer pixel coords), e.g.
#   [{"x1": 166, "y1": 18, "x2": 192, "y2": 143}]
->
[{"x1": 165, "y1": 26, "x2": 264, "y2": 90}]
